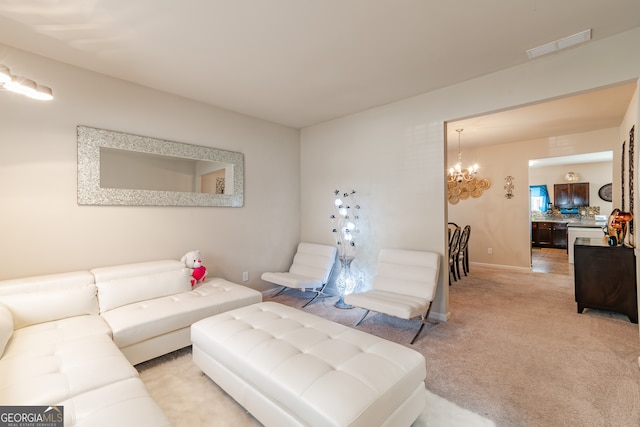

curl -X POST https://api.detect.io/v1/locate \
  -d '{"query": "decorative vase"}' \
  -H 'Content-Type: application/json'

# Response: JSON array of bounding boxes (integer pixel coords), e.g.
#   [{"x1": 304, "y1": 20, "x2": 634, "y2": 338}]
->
[
  {"x1": 335, "y1": 255, "x2": 356, "y2": 309},
  {"x1": 607, "y1": 208, "x2": 633, "y2": 246}
]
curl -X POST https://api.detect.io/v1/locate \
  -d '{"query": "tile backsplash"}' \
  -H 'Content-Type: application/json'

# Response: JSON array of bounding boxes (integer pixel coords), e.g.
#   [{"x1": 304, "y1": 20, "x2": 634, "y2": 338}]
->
[{"x1": 531, "y1": 206, "x2": 601, "y2": 220}]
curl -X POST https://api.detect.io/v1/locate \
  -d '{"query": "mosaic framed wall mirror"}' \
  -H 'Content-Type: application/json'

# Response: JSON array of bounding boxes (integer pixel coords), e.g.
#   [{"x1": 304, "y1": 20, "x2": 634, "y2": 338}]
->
[{"x1": 77, "y1": 126, "x2": 244, "y2": 207}]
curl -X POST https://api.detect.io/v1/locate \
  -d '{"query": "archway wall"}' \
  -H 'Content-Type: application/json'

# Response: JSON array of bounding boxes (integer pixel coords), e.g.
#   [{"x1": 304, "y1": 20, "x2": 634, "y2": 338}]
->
[{"x1": 300, "y1": 28, "x2": 640, "y2": 320}]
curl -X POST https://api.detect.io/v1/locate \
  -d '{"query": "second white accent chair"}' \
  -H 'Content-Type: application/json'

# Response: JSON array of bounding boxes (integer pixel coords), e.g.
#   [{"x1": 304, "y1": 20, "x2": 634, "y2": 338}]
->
[
  {"x1": 261, "y1": 242, "x2": 337, "y2": 308},
  {"x1": 344, "y1": 248, "x2": 441, "y2": 344}
]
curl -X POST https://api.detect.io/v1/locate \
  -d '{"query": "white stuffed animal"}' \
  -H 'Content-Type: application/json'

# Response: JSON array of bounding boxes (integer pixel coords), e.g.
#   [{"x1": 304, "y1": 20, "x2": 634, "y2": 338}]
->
[{"x1": 181, "y1": 250, "x2": 207, "y2": 287}]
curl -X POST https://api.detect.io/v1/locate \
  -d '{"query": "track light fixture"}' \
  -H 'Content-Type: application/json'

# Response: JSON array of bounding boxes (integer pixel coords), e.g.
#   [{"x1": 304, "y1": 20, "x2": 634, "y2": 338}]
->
[{"x1": 0, "y1": 64, "x2": 53, "y2": 101}]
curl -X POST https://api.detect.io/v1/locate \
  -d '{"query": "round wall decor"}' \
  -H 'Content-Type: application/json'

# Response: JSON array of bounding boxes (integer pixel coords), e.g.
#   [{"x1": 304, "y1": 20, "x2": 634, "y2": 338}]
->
[{"x1": 598, "y1": 183, "x2": 612, "y2": 202}]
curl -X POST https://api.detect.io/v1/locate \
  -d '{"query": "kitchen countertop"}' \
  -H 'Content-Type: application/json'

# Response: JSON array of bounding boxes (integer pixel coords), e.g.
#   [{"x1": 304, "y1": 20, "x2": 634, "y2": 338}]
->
[
  {"x1": 567, "y1": 219, "x2": 607, "y2": 228},
  {"x1": 532, "y1": 218, "x2": 607, "y2": 228}
]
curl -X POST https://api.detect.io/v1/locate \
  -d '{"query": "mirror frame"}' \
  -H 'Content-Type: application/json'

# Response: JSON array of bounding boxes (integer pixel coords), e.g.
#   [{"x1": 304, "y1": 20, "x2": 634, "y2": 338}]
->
[{"x1": 77, "y1": 126, "x2": 244, "y2": 207}]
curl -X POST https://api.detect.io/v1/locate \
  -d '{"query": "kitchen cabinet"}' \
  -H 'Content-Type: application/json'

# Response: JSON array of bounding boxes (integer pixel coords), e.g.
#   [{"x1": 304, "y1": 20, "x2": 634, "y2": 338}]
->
[
  {"x1": 531, "y1": 222, "x2": 537, "y2": 245},
  {"x1": 534, "y1": 222, "x2": 552, "y2": 246},
  {"x1": 574, "y1": 237, "x2": 637, "y2": 323},
  {"x1": 531, "y1": 221, "x2": 568, "y2": 249},
  {"x1": 554, "y1": 182, "x2": 589, "y2": 208},
  {"x1": 551, "y1": 222, "x2": 568, "y2": 248}
]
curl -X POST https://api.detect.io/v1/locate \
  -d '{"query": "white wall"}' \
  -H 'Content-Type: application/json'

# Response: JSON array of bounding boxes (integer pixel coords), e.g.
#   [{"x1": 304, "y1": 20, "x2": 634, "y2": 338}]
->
[
  {"x1": 0, "y1": 44, "x2": 301, "y2": 290},
  {"x1": 618, "y1": 80, "x2": 639, "y2": 345},
  {"x1": 619, "y1": 85, "x2": 639, "y2": 248},
  {"x1": 300, "y1": 28, "x2": 640, "y2": 320},
  {"x1": 448, "y1": 128, "x2": 616, "y2": 270},
  {"x1": 529, "y1": 160, "x2": 613, "y2": 215}
]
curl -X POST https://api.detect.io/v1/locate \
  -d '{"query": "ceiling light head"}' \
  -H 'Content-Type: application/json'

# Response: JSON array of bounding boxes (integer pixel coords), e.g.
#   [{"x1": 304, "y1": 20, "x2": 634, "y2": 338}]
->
[
  {"x1": 30, "y1": 85, "x2": 54, "y2": 101},
  {"x1": 526, "y1": 29, "x2": 592, "y2": 59},
  {"x1": 5, "y1": 77, "x2": 37, "y2": 97},
  {"x1": 564, "y1": 172, "x2": 579, "y2": 183},
  {"x1": 0, "y1": 64, "x2": 11, "y2": 83},
  {"x1": 0, "y1": 65, "x2": 54, "y2": 101}
]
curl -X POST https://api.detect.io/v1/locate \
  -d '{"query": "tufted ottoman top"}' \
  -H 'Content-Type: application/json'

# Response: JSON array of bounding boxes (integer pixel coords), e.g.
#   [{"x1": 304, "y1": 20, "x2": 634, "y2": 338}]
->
[{"x1": 191, "y1": 301, "x2": 426, "y2": 427}]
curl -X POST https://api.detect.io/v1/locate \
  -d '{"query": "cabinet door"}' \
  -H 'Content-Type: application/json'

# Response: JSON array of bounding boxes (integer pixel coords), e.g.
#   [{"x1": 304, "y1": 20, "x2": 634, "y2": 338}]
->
[
  {"x1": 552, "y1": 223, "x2": 568, "y2": 248},
  {"x1": 531, "y1": 222, "x2": 538, "y2": 245},
  {"x1": 571, "y1": 183, "x2": 589, "y2": 207},
  {"x1": 574, "y1": 244, "x2": 637, "y2": 323},
  {"x1": 537, "y1": 222, "x2": 552, "y2": 246},
  {"x1": 554, "y1": 184, "x2": 571, "y2": 207},
  {"x1": 554, "y1": 183, "x2": 590, "y2": 207}
]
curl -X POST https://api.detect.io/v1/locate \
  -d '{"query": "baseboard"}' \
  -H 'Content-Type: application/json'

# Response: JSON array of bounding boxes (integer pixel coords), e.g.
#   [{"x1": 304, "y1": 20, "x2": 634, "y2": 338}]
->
[
  {"x1": 429, "y1": 310, "x2": 451, "y2": 323},
  {"x1": 261, "y1": 287, "x2": 281, "y2": 298},
  {"x1": 469, "y1": 261, "x2": 531, "y2": 273}
]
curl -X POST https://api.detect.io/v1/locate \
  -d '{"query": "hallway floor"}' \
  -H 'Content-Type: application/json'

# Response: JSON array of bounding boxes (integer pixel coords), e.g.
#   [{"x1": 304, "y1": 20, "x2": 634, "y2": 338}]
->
[{"x1": 531, "y1": 247, "x2": 573, "y2": 276}]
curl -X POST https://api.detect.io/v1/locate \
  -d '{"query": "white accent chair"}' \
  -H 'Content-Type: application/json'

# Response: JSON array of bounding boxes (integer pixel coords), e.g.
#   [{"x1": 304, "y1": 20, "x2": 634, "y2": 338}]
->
[
  {"x1": 261, "y1": 242, "x2": 337, "y2": 308},
  {"x1": 344, "y1": 248, "x2": 441, "y2": 344}
]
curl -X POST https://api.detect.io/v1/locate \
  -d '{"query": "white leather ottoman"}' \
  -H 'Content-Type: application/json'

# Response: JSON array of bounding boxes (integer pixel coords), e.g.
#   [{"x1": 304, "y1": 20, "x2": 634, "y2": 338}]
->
[{"x1": 191, "y1": 301, "x2": 426, "y2": 427}]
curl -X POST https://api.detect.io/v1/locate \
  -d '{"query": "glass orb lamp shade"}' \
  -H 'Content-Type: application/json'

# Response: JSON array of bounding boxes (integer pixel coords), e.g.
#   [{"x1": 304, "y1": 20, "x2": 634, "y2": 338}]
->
[{"x1": 563, "y1": 172, "x2": 579, "y2": 183}]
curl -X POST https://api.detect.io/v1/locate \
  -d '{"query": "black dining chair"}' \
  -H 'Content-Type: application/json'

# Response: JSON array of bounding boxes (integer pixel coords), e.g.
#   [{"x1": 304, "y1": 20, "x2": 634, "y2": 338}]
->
[
  {"x1": 456, "y1": 225, "x2": 471, "y2": 278},
  {"x1": 448, "y1": 226, "x2": 461, "y2": 284}
]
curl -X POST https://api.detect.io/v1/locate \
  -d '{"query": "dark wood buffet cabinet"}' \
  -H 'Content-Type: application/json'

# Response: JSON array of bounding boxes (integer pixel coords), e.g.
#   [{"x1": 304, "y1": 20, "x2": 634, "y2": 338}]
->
[{"x1": 573, "y1": 237, "x2": 638, "y2": 323}]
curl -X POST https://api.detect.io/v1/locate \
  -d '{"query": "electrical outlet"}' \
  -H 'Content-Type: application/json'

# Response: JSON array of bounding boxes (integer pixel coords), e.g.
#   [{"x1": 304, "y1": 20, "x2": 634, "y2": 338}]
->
[
  {"x1": 487, "y1": 248, "x2": 493, "y2": 254},
  {"x1": 242, "y1": 272, "x2": 249, "y2": 282}
]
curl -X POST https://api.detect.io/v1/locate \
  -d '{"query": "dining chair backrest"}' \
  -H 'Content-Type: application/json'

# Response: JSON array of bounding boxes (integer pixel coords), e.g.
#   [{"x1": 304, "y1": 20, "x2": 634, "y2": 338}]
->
[
  {"x1": 449, "y1": 226, "x2": 461, "y2": 259},
  {"x1": 458, "y1": 225, "x2": 471, "y2": 253},
  {"x1": 448, "y1": 222, "x2": 459, "y2": 240}
]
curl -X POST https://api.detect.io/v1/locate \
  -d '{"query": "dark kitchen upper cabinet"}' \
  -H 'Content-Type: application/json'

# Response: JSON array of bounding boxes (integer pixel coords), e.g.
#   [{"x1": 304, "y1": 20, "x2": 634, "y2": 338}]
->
[{"x1": 554, "y1": 183, "x2": 589, "y2": 208}]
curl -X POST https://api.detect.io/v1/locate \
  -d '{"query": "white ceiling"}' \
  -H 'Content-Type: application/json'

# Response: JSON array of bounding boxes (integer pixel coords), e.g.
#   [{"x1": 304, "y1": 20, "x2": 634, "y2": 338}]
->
[
  {"x1": 448, "y1": 81, "x2": 637, "y2": 151},
  {"x1": 528, "y1": 151, "x2": 613, "y2": 169},
  {"x1": 0, "y1": 0, "x2": 639, "y2": 133}
]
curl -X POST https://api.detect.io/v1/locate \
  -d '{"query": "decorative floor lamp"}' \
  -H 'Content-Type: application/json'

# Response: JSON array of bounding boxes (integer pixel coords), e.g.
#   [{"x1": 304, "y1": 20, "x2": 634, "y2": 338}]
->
[{"x1": 331, "y1": 190, "x2": 361, "y2": 308}]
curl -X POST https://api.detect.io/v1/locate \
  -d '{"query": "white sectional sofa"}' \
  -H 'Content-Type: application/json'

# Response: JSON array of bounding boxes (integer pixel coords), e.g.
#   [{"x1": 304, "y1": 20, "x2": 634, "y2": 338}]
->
[
  {"x1": 0, "y1": 260, "x2": 262, "y2": 427},
  {"x1": 91, "y1": 260, "x2": 262, "y2": 365}
]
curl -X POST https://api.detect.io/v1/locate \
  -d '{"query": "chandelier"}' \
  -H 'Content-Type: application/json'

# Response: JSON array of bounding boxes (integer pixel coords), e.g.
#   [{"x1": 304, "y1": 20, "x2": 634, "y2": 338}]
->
[{"x1": 448, "y1": 128, "x2": 478, "y2": 183}]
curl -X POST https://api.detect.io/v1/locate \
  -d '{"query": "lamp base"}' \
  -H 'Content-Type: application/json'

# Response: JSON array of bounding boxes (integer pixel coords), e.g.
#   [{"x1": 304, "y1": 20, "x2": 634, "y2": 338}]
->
[{"x1": 334, "y1": 296, "x2": 354, "y2": 309}]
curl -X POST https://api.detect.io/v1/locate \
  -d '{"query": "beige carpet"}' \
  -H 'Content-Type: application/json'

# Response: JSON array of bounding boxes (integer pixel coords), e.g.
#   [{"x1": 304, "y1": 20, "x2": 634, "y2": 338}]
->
[
  {"x1": 138, "y1": 265, "x2": 640, "y2": 426},
  {"x1": 262, "y1": 266, "x2": 640, "y2": 426},
  {"x1": 138, "y1": 347, "x2": 494, "y2": 427},
  {"x1": 265, "y1": 266, "x2": 639, "y2": 427}
]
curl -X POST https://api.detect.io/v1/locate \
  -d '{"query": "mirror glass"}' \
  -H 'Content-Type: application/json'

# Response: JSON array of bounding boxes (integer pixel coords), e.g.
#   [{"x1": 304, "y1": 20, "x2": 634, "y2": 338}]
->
[{"x1": 77, "y1": 126, "x2": 244, "y2": 207}]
